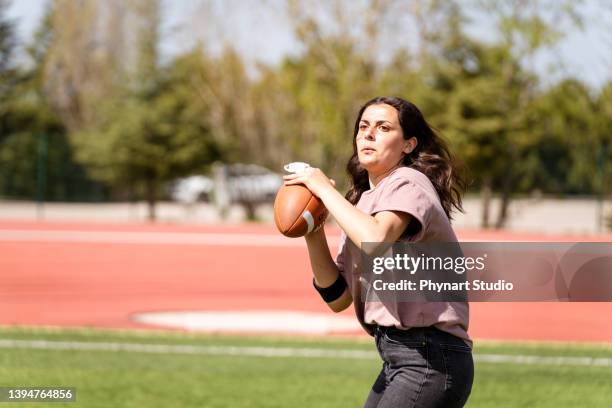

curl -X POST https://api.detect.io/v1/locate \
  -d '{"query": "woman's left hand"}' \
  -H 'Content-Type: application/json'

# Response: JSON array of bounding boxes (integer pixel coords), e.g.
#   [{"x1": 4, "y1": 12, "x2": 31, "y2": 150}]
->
[{"x1": 283, "y1": 167, "x2": 336, "y2": 198}]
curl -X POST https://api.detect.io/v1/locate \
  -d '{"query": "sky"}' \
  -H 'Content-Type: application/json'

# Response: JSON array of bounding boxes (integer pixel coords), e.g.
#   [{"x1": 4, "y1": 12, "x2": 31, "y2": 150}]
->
[{"x1": 6, "y1": 0, "x2": 611, "y2": 91}]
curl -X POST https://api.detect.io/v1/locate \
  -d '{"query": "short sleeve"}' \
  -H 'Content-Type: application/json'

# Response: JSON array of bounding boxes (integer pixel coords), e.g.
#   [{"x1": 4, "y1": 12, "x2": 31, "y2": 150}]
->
[{"x1": 369, "y1": 177, "x2": 435, "y2": 241}]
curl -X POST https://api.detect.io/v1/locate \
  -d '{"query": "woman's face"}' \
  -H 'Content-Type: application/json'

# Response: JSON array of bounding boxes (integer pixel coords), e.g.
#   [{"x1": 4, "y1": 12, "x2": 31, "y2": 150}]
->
[{"x1": 356, "y1": 103, "x2": 413, "y2": 177}]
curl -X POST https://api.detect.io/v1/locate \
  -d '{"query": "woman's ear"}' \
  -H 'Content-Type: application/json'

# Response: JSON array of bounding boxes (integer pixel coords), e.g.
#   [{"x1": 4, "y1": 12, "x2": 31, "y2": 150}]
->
[{"x1": 403, "y1": 137, "x2": 418, "y2": 154}]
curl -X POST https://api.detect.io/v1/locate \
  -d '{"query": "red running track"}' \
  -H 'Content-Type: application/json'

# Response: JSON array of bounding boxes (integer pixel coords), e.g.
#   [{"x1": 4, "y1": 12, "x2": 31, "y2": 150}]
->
[{"x1": 1, "y1": 220, "x2": 611, "y2": 342}]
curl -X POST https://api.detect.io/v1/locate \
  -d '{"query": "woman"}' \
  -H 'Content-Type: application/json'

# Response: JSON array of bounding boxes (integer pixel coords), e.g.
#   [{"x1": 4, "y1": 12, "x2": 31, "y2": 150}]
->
[{"x1": 283, "y1": 96, "x2": 473, "y2": 407}]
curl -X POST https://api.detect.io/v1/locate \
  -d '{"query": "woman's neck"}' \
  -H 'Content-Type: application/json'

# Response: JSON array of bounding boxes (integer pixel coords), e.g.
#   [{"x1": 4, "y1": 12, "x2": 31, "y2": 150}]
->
[{"x1": 368, "y1": 164, "x2": 402, "y2": 189}]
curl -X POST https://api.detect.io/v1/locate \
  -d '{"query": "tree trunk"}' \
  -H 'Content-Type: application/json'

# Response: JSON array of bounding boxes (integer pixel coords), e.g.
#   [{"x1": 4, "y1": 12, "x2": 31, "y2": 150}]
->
[
  {"x1": 145, "y1": 179, "x2": 157, "y2": 222},
  {"x1": 495, "y1": 169, "x2": 514, "y2": 229},
  {"x1": 243, "y1": 201, "x2": 256, "y2": 221},
  {"x1": 481, "y1": 175, "x2": 492, "y2": 229}
]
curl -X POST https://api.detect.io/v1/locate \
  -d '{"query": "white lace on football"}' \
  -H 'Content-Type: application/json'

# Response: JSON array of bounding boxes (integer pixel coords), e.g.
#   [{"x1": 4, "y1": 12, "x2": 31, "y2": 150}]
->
[{"x1": 283, "y1": 162, "x2": 311, "y2": 174}]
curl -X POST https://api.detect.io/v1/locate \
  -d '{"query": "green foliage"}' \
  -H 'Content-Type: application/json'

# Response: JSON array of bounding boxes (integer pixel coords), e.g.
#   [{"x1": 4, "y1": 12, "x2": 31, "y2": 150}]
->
[
  {"x1": 0, "y1": 2, "x2": 107, "y2": 202},
  {"x1": 269, "y1": 36, "x2": 376, "y2": 182},
  {"x1": 596, "y1": 83, "x2": 612, "y2": 195},
  {"x1": 72, "y1": 57, "x2": 222, "y2": 206},
  {"x1": 0, "y1": 67, "x2": 109, "y2": 201},
  {"x1": 445, "y1": 0, "x2": 590, "y2": 226},
  {"x1": 0, "y1": 0, "x2": 16, "y2": 136},
  {"x1": 526, "y1": 79, "x2": 598, "y2": 194},
  {"x1": 0, "y1": 132, "x2": 108, "y2": 202},
  {"x1": 1, "y1": 0, "x2": 610, "y2": 220}
]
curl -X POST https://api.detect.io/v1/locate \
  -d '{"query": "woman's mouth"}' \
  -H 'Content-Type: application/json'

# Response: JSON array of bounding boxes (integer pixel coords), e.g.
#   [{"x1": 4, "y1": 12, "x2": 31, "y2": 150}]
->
[{"x1": 361, "y1": 147, "x2": 376, "y2": 154}]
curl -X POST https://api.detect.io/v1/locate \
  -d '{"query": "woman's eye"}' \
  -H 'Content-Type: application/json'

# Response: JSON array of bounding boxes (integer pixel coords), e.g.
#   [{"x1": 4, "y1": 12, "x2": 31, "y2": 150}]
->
[
  {"x1": 380, "y1": 126, "x2": 389, "y2": 132},
  {"x1": 359, "y1": 124, "x2": 368, "y2": 131}
]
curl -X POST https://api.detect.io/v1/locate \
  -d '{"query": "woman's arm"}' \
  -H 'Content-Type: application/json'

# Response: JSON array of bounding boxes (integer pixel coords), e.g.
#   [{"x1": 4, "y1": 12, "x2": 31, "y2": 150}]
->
[
  {"x1": 304, "y1": 227, "x2": 352, "y2": 313},
  {"x1": 284, "y1": 167, "x2": 413, "y2": 312},
  {"x1": 284, "y1": 168, "x2": 412, "y2": 249}
]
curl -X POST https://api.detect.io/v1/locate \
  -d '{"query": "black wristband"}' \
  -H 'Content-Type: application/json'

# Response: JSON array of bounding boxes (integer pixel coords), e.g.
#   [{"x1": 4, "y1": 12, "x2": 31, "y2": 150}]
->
[{"x1": 313, "y1": 274, "x2": 347, "y2": 303}]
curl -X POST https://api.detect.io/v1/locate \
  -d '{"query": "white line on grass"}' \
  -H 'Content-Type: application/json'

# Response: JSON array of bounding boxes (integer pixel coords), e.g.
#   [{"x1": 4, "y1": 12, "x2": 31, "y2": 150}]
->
[
  {"x1": 1, "y1": 339, "x2": 611, "y2": 367},
  {"x1": 473, "y1": 353, "x2": 612, "y2": 366},
  {"x1": 0, "y1": 339, "x2": 376, "y2": 359}
]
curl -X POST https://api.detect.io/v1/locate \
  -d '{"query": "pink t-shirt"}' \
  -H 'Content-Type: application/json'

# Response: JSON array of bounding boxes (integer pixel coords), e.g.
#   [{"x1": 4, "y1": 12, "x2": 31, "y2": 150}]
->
[{"x1": 336, "y1": 166, "x2": 471, "y2": 346}]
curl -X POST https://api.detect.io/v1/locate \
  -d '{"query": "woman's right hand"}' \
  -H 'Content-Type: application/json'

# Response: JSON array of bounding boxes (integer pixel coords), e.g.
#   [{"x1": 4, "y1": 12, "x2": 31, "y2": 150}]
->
[{"x1": 283, "y1": 167, "x2": 336, "y2": 199}]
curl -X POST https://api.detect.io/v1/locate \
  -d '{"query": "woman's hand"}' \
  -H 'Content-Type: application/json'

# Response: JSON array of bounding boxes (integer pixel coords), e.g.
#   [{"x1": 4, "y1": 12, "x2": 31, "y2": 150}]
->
[{"x1": 283, "y1": 167, "x2": 336, "y2": 198}]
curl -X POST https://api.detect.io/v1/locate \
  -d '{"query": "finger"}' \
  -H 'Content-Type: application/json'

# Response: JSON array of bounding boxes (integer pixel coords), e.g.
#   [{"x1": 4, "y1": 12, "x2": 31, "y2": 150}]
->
[
  {"x1": 284, "y1": 178, "x2": 304, "y2": 186},
  {"x1": 329, "y1": 179, "x2": 336, "y2": 187}
]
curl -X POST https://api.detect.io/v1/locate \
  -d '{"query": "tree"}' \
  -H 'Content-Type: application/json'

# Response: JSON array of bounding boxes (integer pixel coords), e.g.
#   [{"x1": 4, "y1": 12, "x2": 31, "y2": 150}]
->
[
  {"x1": 252, "y1": 0, "x2": 390, "y2": 186},
  {"x1": 0, "y1": 2, "x2": 109, "y2": 202},
  {"x1": 0, "y1": 0, "x2": 16, "y2": 143},
  {"x1": 441, "y1": 42, "x2": 535, "y2": 228},
  {"x1": 69, "y1": 0, "x2": 223, "y2": 220},
  {"x1": 401, "y1": 0, "x2": 587, "y2": 228},
  {"x1": 0, "y1": 0, "x2": 17, "y2": 136},
  {"x1": 463, "y1": 0, "x2": 585, "y2": 227},
  {"x1": 595, "y1": 82, "x2": 612, "y2": 230},
  {"x1": 42, "y1": 0, "x2": 131, "y2": 132},
  {"x1": 72, "y1": 77, "x2": 220, "y2": 219},
  {"x1": 525, "y1": 79, "x2": 598, "y2": 194}
]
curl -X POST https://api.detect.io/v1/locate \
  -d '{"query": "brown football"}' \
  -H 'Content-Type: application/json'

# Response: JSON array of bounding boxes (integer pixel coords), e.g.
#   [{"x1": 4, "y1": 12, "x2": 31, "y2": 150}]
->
[{"x1": 274, "y1": 184, "x2": 328, "y2": 238}]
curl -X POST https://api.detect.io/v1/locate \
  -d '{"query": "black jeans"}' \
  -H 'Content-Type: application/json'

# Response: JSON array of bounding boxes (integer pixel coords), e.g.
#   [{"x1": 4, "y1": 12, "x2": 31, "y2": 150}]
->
[{"x1": 364, "y1": 326, "x2": 474, "y2": 408}]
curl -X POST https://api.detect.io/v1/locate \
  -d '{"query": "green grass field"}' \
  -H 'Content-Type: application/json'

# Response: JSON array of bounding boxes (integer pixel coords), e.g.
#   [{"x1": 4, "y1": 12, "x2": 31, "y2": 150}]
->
[{"x1": 1, "y1": 327, "x2": 611, "y2": 407}]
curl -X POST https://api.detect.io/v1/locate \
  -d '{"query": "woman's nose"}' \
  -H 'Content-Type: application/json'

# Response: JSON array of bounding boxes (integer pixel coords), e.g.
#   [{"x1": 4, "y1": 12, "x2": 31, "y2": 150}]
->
[{"x1": 365, "y1": 128, "x2": 376, "y2": 139}]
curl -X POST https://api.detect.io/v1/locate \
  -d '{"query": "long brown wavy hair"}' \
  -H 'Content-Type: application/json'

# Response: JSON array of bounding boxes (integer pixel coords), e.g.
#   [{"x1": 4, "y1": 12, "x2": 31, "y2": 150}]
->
[{"x1": 346, "y1": 96, "x2": 467, "y2": 220}]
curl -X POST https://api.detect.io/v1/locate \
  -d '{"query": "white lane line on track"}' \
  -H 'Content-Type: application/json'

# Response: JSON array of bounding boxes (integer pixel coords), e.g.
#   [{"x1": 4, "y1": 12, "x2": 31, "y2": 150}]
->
[
  {"x1": 1, "y1": 339, "x2": 611, "y2": 367},
  {"x1": 0, "y1": 230, "x2": 341, "y2": 247}
]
